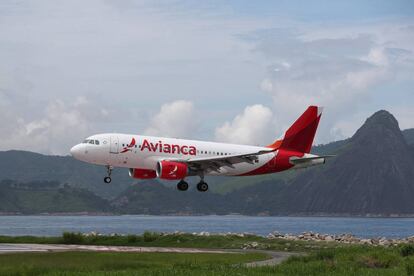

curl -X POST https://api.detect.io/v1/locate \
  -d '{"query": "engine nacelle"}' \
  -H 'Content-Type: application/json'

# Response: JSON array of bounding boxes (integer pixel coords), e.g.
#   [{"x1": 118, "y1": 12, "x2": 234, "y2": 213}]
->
[
  {"x1": 128, "y1": 168, "x2": 157, "y2": 179},
  {"x1": 156, "y1": 161, "x2": 188, "y2": 180}
]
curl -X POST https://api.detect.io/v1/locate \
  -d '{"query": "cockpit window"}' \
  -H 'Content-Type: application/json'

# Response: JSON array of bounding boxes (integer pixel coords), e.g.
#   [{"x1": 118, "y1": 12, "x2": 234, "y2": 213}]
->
[{"x1": 82, "y1": 139, "x2": 100, "y2": 145}]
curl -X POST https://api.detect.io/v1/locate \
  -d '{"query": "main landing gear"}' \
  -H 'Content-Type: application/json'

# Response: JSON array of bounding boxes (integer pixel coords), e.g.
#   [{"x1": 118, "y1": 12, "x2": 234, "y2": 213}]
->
[
  {"x1": 177, "y1": 180, "x2": 189, "y2": 191},
  {"x1": 104, "y1": 165, "x2": 113, "y2": 183},
  {"x1": 196, "y1": 181, "x2": 208, "y2": 192},
  {"x1": 196, "y1": 174, "x2": 208, "y2": 192},
  {"x1": 176, "y1": 177, "x2": 208, "y2": 192}
]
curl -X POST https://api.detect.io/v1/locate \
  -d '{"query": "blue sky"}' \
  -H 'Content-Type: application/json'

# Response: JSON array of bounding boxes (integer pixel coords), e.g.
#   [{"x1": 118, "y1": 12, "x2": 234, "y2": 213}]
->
[{"x1": 0, "y1": 0, "x2": 413, "y2": 154}]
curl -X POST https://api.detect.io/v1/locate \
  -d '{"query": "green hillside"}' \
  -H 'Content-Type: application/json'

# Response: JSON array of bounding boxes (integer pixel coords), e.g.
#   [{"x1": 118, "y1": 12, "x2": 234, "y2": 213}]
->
[{"x1": 0, "y1": 180, "x2": 110, "y2": 214}]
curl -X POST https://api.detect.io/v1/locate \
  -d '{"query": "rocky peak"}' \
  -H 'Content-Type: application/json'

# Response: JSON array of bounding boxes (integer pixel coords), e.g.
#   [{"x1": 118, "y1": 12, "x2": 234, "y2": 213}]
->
[
  {"x1": 280, "y1": 109, "x2": 414, "y2": 215},
  {"x1": 351, "y1": 110, "x2": 407, "y2": 153}
]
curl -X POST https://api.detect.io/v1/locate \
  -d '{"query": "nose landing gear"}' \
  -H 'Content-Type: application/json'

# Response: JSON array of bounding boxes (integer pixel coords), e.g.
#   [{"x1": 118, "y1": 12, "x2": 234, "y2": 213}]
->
[{"x1": 104, "y1": 165, "x2": 113, "y2": 183}]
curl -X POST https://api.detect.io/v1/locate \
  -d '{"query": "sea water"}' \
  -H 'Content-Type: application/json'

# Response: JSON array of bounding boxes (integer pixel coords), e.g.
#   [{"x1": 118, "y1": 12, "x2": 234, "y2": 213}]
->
[{"x1": 0, "y1": 215, "x2": 413, "y2": 238}]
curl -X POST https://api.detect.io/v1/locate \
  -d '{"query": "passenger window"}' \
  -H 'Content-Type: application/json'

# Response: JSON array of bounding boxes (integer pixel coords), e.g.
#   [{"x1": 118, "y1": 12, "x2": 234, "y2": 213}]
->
[{"x1": 95, "y1": 140, "x2": 99, "y2": 145}]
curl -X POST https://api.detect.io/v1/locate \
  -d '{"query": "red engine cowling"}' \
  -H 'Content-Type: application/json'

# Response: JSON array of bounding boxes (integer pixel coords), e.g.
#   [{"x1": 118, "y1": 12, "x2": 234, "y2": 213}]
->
[
  {"x1": 156, "y1": 161, "x2": 188, "y2": 180},
  {"x1": 129, "y1": 168, "x2": 157, "y2": 179}
]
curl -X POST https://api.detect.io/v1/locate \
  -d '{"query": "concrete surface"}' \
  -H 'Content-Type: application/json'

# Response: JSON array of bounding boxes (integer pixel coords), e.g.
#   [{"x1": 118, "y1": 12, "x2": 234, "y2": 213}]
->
[{"x1": 0, "y1": 243, "x2": 299, "y2": 266}]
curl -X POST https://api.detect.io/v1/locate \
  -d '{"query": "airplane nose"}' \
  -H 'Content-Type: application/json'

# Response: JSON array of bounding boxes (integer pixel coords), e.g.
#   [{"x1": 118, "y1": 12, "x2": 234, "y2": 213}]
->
[{"x1": 70, "y1": 144, "x2": 82, "y2": 160}]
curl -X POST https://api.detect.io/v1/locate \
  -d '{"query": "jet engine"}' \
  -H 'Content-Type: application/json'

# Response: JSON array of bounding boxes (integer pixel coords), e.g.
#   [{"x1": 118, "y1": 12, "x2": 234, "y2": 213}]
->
[
  {"x1": 156, "y1": 161, "x2": 188, "y2": 180},
  {"x1": 128, "y1": 168, "x2": 157, "y2": 179}
]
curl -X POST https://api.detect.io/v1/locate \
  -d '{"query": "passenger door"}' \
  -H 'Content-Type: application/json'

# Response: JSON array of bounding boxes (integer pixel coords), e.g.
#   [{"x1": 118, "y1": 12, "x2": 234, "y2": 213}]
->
[{"x1": 110, "y1": 136, "x2": 119, "y2": 154}]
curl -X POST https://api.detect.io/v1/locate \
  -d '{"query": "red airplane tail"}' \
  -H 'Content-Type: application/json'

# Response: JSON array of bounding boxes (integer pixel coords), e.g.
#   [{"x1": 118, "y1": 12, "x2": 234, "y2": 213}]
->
[{"x1": 267, "y1": 106, "x2": 323, "y2": 153}]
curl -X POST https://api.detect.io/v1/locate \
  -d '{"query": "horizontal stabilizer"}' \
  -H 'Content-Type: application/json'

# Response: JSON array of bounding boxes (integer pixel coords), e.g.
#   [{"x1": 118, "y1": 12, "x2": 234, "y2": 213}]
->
[{"x1": 290, "y1": 155, "x2": 335, "y2": 165}]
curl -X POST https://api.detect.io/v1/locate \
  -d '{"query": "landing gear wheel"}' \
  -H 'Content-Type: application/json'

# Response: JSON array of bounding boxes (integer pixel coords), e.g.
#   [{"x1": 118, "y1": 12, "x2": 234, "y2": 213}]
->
[
  {"x1": 104, "y1": 165, "x2": 113, "y2": 183},
  {"x1": 177, "y1": 180, "x2": 189, "y2": 191},
  {"x1": 197, "y1": 181, "x2": 208, "y2": 192}
]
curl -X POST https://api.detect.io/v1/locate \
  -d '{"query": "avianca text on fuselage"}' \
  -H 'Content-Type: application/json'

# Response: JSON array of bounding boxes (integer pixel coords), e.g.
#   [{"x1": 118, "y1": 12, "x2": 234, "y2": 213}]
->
[
  {"x1": 70, "y1": 106, "x2": 332, "y2": 192},
  {"x1": 140, "y1": 139, "x2": 197, "y2": 156}
]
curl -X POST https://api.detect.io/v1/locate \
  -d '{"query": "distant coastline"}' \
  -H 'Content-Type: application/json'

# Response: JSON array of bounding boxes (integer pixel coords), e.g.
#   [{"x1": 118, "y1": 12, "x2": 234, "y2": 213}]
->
[{"x1": 2, "y1": 212, "x2": 414, "y2": 218}]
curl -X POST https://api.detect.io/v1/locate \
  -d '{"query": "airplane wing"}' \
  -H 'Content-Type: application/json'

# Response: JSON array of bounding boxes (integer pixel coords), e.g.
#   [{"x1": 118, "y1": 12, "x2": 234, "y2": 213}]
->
[{"x1": 164, "y1": 148, "x2": 277, "y2": 173}]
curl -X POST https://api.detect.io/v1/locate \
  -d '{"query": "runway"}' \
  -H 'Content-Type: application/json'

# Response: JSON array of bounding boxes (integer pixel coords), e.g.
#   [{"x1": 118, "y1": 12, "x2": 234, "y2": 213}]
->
[{"x1": 0, "y1": 243, "x2": 298, "y2": 266}]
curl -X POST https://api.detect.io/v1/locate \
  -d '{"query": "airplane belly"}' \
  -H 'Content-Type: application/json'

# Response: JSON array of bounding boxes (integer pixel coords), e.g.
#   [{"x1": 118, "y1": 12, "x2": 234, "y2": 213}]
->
[{"x1": 109, "y1": 151, "x2": 145, "y2": 168}]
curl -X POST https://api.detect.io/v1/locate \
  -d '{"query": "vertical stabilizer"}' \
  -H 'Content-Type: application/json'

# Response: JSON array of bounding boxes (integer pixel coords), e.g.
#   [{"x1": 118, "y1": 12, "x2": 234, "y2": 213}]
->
[{"x1": 267, "y1": 106, "x2": 323, "y2": 153}]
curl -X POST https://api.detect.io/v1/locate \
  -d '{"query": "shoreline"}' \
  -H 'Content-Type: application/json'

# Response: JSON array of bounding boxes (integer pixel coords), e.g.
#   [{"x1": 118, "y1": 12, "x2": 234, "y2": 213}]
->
[
  {"x1": 2, "y1": 213, "x2": 414, "y2": 218},
  {"x1": 1, "y1": 231, "x2": 414, "y2": 247}
]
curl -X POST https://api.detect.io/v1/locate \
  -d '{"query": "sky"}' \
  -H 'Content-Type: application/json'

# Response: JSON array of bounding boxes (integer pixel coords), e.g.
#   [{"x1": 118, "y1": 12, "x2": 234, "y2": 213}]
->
[{"x1": 1, "y1": 0, "x2": 413, "y2": 155}]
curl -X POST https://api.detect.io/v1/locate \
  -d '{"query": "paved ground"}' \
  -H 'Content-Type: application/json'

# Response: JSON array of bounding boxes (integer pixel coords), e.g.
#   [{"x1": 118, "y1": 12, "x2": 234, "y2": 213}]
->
[
  {"x1": 0, "y1": 244, "x2": 228, "y2": 254},
  {"x1": 0, "y1": 243, "x2": 298, "y2": 267},
  {"x1": 243, "y1": 250, "x2": 301, "y2": 267}
]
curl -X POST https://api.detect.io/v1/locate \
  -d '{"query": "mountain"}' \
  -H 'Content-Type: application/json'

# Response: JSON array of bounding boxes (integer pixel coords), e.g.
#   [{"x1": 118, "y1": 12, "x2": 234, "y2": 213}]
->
[
  {"x1": 0, "y1": 151, "x2": 133, "y2": 199},
  {"x1": 0, "y1": 179, "x2": 110, "y2": 214},
  {"x1": 270, "y1": 110, "x2": 414, "y2": 215},
  {"x1": 403, "y1": 128, "x2": 414, "y2": 145}
]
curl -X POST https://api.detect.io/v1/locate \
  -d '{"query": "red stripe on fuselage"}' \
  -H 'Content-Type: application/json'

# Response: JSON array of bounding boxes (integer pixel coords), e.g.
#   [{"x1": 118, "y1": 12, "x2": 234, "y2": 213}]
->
[{"x1": 239, "y1": 150, "x2": 303, "y2": 176}]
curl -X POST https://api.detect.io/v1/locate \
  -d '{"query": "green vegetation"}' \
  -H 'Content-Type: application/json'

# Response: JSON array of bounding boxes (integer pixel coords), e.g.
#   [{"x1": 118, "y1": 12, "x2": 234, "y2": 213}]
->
[
  {"x1": 0, "y1": 245, "x2": 414, "y2": 275},
  {"x1": 1, "y1": 233, "x2": 414, "y2": 275},
  {"x1": 0, "y1": 251, "x2": 267, "y2": 275},
  {"x1": 0, "y1": 231, "x2": 341, "y2": 252},
  {"x1": 273, "y1": 246, "x2": 414, "y2": 276},
  {"x1": 401, "y1": 244, "x2": 414, "y2": 257}
]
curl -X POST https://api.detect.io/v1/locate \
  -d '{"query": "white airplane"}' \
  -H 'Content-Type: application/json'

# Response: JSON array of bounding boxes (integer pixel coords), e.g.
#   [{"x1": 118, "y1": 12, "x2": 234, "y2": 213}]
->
[{"x1": 70, "y1": 106, "x2": 330, "y2": 192}]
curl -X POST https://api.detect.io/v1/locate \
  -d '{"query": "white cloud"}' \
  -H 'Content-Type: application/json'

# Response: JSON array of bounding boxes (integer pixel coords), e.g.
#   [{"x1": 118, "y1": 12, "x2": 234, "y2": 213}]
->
[
  {"x1": 364, "y1": 47, "x2": 389, "y2": 66},
  {"x1": 247, "y1": 27, "x2": 414, "y2": 142},
  {"x1": 0, "y1": 1, "x2": 413, "y2": 152},
  {"x1": 215, "y1": 104, "x2": 273, "y2": 145},
  {"x1": 0, "y1": 97, "x2": 107, "y2": 155},
  {"x1": 144, "y1": 100, "x2": 197, "y2": 138},
  {"x1": 260, "y1": 78, "x2": 273, "y2": 92}
]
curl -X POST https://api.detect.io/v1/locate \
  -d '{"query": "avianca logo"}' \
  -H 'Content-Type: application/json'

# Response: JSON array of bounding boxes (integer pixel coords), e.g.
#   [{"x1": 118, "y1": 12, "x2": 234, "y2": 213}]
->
[
  {"x1": 169, "y1": 166, "x2": 178, "y2": 175},
  {"x1": 120, "y1": 138, "x2": 136, "y2": 153},
  {"x1": 141, "y1": 139, "x2": 197, "y2": 156}
]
